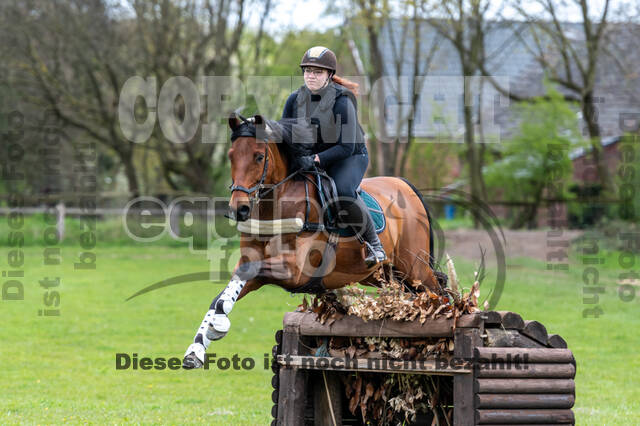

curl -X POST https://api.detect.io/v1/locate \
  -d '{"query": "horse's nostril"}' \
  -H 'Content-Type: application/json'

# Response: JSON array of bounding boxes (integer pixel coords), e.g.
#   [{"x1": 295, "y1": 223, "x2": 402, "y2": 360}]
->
[{"x1": 237, "y1": 205, "x2": 251, "y2": 221}]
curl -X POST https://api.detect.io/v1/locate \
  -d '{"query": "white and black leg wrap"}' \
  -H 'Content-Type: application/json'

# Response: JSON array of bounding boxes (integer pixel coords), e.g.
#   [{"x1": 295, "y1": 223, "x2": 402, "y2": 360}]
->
[
  {"x1": 206, "y1": 275, "x2": 246, "y2": 341},
  {"x1": 185, "y1": 275, "x2": 247, "y2": 363},
  {"x1": 185, "y1": 309, "x2": 215, "y2": 363}
]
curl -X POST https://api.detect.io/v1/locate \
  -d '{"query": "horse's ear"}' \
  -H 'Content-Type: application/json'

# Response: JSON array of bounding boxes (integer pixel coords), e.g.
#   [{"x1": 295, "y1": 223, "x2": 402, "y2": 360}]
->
[
  {"x1": 254, "y1": 114, "x2": 265, "y2": 125},
  {"x1": 253, "y1": 114, "x2": 274, "y2": 141},
  {"x1": 229, "y1": 113, "x2": 242, "y2": 131}
]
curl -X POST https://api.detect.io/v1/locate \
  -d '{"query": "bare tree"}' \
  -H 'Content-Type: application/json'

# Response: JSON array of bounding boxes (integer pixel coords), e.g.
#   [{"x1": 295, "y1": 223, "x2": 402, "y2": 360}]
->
[
  {"x1": 7, "y1": 0, "x2": 143, "y2": 196},
  {"x1": 347, "y1": 0, "x2": 390, "y2": 176},
  {"x1": 127, "y1": 0, "x2": 249, "y2": 193},
  {"x1": 386, "y1": 3, "x2": 441, "y2": 176},
  {"x1": 8, "y1": 0, "x2": 263, "y2": 196},
  {"x1": 426, "y1": 0, "x2": 495, "y2": 223},
  {"x1": 345, "y1": 0, "x2": 441, "y2": 177},
  {"x1": 509, "y1": 0, "x2": 615, "y2": 193}
]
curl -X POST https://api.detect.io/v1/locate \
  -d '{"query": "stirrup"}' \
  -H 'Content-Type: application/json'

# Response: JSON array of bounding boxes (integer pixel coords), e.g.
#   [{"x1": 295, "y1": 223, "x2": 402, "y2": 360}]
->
[{"x1": 364, "y1": 241, "x2": 387, "y2": 267}]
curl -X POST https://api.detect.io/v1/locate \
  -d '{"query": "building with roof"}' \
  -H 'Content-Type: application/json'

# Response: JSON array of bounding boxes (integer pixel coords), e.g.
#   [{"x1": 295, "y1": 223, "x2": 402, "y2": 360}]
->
[{"x1": 355, "y1": 19, "x2": 640, "y2": 143}]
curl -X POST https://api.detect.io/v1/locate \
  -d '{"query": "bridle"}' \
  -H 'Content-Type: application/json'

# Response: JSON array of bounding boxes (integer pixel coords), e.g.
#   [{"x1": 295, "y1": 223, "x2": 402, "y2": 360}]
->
[
  {"x1": 229, "y1": 142, "x2": 312, "y2": 205},
  {"x1": 227, "y1": 114, "x2": 344, "y2": 246},
  {"x1": 228, "y1": 115, "x2": 307, "y2": 205},
  {"x1": 228, "y1": 142, "x2": 270, "y2": 204}
]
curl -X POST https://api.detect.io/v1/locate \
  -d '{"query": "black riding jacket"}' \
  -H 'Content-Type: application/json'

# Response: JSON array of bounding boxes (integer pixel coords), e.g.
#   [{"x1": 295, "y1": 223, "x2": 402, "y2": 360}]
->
[{"x1": 281, "y1": 82, "x2": 367, "y2": 169}]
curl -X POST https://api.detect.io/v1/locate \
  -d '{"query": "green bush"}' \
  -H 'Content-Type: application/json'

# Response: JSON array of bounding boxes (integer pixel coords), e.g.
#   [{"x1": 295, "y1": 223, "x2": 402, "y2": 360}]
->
[{"x1": 485, "y1": 87, "x2": 581, "y2": 228}]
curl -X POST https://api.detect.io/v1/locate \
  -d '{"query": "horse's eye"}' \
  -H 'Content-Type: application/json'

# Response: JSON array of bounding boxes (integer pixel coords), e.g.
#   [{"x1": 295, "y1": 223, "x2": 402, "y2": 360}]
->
[{"x1": 255, "y1": 154, "x2": 265, "y2": 162}]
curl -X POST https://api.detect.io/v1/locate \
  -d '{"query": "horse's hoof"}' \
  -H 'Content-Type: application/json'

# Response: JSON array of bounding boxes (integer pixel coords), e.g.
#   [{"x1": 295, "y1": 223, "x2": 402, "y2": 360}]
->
[
  {"x1": 182, "y1": 352, "x2": 204, "y2": 369},
  {"x1": 183, "y1": 343, "x2": 205, "y2": 369},
  {"x1": 206, "y1": 314, "x2": 230, "y2": 341},
  {"x1": 206, "y1": 324, "x2": 228, "y2": 341}
]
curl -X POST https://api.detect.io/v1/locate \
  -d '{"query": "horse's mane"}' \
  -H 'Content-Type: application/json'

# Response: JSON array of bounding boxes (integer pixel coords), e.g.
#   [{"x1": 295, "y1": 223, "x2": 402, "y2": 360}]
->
[
  {"x1": 266, "y1": 118, "x2": 316, "y2": 175},
  {"x1": 232, "y1": 117, "x2": 316, "y2": 175}
]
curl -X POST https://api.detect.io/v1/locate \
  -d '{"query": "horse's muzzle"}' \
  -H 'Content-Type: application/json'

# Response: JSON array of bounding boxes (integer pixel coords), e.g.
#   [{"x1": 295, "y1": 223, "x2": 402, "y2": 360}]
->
[{"x1": 234, "y1": 204, "x2": 251, "y2": 222}]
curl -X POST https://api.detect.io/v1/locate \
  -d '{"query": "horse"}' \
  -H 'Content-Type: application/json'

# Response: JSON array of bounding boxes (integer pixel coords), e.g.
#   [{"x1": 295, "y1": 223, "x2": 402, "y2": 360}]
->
[{"x1": 182, "y1": 114, "x2": 441, "y2": 368}]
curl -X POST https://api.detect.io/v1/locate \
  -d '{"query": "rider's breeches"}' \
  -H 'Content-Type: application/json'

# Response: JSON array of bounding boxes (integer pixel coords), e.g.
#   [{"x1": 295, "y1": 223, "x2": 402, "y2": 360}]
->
[{"x1": 324, "y1": 152, "x2": 368, "y2": 198}]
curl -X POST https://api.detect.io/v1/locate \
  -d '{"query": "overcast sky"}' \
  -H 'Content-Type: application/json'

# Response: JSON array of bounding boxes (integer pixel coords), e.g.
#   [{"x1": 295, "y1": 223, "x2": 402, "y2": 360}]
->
[{"x1": 118, "y1": 0, "x2": 625, "y2": 35}]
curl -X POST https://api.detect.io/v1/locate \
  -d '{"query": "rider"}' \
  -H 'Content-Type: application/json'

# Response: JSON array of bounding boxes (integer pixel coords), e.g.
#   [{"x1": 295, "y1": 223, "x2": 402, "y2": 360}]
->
[{"x1": 281, "y1": 46, "x2": 386, "y2": 266}]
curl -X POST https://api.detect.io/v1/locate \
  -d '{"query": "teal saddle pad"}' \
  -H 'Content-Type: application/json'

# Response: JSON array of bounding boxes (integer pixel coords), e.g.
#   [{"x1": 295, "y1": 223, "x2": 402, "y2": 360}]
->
[{"x1": 335, "y1": 189, "x2": 386, "y2": 237}]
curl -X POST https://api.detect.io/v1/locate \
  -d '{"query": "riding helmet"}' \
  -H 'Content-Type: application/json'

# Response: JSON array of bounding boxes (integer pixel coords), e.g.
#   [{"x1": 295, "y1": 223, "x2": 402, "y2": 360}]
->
[{"x1": 299, "y1": 46, "x2": 337, "y2": 73}]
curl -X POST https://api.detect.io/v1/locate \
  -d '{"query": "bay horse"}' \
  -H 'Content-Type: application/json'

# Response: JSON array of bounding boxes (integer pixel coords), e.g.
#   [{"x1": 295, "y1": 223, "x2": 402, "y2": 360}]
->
[{"x1": 182, "y1": 114, "x2": 440, "y2": 368}]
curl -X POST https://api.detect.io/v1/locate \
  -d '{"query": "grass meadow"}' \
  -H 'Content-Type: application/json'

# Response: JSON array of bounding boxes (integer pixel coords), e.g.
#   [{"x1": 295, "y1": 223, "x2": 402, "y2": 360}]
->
[{"x1": 1, "y1": 216, "x2": 638, "y2": 424}]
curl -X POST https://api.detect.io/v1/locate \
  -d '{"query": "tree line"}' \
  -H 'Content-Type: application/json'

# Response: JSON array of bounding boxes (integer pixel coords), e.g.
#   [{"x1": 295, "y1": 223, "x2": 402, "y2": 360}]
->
[{"x1": 1, "y1": 0, "x2": 638, "y2": 227}]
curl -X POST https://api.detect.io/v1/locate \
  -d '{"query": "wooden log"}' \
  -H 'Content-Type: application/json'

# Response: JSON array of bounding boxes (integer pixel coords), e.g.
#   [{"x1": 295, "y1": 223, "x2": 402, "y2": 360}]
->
[
  {"x1": 522, "y1": 321, "x2": 548, "y2": 345},
  {"x1": 475, "y1": 393, "x2": 575, "y2": 409},
  {"x1": 547, "y1": 334, "x2": 568, "y2": 348},
  {"x1": 456, "y1": 310, "x2": 501, "y2": 328},
  {"x1": 272, "y1": 389, "x2": 279, "y2": 404},
  {"x1": 484, "y1": 329, "x2": 546, "y2": 348},
  {"x1": 275, "y1": 329, "x2": 283, "y2": 345},
  {"x1": 272, "y1": 344, "x2": 280, "y2": 359},
  {"x1": 271, "y1": 404, "x2": 278, "y2": 419},
  {"x1": 283, "y1": 311, "x2": 486, "y2": 338},
  {"x1": 281, "y1": 330, "x2": 300, "y2": 355},
  {"x1": 476, "y1": 408, "x2": 574, "y2": 424},
  {"x1": 496, "y1": 311, "x2": 524, "y2": 330},
  {"x1": 284, "y1": 313, "x2": 301, "y2": 333},
  {"x1": 313, "y1": 372, "x2": 343, "y2": 426},
  {"x1": 475, "y1": 347, "x2": 574, "y2": 363},
  {"x1": 476, "y1": 363, "x2": 576, "y2": 379},
  {"x1": 277, "y1": 355, "x2": 471, "y2": 375},
  {"x1": 480, "y1": 311, "x2": 502, "y2": 326},
  {"x1": 475, "y1": 379, "x2": 575, "y2": 394},
  {"x1": 277, "y1": 330, "x2": 307, "y2": 426},
  {"x1": 453, "y1": 328, "x2": 481, "y2": 426},
  {"x1": 272, "y1": 374, "x2": 279, "y2": 389}
]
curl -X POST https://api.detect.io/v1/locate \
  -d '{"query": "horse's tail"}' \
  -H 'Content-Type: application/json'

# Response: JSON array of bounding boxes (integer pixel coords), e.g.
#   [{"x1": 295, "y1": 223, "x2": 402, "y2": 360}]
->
[{"x1": 398, "y1": 177, "x2": 435, "y2": 270}]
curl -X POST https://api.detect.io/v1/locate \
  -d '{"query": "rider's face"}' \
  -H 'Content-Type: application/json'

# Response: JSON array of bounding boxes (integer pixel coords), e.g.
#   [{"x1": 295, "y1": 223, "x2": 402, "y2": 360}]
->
[{"x1": 303, "y1": 67, "x2": 329, "y2": 92}]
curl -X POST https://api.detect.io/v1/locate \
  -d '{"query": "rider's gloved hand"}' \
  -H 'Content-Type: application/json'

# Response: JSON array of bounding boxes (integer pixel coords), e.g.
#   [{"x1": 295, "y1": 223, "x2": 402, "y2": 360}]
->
[{"x1": 297, "y1": 155, "x2": 318, "y2": 171}]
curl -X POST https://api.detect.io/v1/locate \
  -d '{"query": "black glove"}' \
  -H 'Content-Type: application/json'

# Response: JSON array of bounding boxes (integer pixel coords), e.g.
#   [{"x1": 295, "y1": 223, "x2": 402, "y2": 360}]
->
[{"x1": 297, "y1": 155, "x2": 318, "y2": 171}]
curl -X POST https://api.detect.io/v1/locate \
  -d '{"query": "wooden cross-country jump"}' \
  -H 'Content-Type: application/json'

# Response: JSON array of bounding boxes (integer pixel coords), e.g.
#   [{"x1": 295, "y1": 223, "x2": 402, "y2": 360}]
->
[{"x1": 269, "y1": 310, "x2": 575, "y2": 425}]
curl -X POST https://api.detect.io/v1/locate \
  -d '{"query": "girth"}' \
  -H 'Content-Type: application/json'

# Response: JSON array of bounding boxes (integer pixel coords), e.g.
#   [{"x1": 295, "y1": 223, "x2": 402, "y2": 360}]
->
[{"x1": 286, "y1": 169, "x2": 346, "y2": 295}]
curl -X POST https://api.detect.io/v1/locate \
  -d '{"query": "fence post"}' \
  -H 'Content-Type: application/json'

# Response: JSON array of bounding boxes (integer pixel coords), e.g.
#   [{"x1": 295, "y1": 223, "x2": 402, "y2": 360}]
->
[{"x1": 453, "y1": 328, "x2": 481, "y2": 426}]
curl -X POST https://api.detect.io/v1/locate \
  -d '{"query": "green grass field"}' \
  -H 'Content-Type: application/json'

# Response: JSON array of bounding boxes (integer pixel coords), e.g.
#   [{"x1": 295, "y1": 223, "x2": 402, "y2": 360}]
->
[{"x1": 1, "y1": 240, "x2": 638, "y2": 424}]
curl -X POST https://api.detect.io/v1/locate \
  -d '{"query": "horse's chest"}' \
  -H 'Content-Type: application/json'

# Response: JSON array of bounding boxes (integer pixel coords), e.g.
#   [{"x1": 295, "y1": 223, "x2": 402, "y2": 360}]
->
[{"x1": 263, "y1": 234, "x2": 296, "y2": 257}]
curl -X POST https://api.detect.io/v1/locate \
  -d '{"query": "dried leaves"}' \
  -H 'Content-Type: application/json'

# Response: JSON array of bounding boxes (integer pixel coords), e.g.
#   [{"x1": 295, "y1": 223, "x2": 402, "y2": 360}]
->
[
  {"x1": 300, "y1": 262, "x2": 482, "y2": 326},
  {"x1": 326, "y1": 335, "x2": 454, "y2": 362},
  {"x1": 295, "y1": 259, "x2": 482, "y2": 424},
  {"x1": 342, "y1": 372, "x2": 452, "y2": 424},
  {"x1": 320, "y1": 335, "x2": 455, "y2": 424},
  {"x1": 300, "y1": 291, "x2": 347, "y2": 325}
]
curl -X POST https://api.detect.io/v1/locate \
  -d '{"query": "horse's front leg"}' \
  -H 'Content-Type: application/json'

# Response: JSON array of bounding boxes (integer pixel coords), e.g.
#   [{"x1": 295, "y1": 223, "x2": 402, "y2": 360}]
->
[{"x1": 182, "y1": 262, "x2": 263, "y2": 369}]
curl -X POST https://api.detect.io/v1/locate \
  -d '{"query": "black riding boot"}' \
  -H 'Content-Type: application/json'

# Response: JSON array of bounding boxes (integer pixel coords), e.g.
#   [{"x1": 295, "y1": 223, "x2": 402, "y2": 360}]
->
[{"x1": 339, "y1": 195, "x2": 387, "y2": 267}]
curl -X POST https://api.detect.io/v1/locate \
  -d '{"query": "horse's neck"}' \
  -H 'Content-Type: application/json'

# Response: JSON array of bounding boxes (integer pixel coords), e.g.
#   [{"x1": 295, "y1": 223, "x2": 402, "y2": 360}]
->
[
  {"x1": 267, "y1": 142, "x2": 288, "y2": 183},
  {"x1": 256, "y1": 143, "x2": 305, "y2": 221}
]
